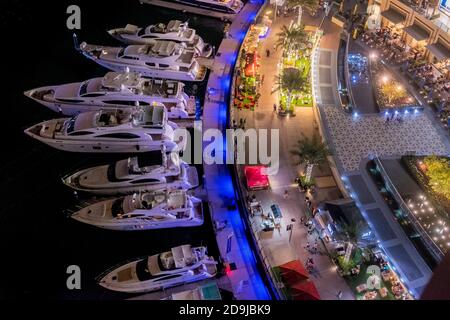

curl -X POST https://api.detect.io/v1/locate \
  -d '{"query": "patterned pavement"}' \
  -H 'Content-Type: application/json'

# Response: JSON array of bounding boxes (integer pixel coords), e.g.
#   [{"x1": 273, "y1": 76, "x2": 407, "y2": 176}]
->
[{"x1": 322, "y1": 105, "x2": 450, "y2": 173}]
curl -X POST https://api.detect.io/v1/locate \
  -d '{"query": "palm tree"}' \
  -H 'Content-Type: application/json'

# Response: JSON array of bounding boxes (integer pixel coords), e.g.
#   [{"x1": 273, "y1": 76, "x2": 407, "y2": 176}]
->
[
  {"x1": 286, "y1": 0, "x2": 320, "y2": 24},
  {"x1": 275, "y1": 24, "x2": 308, "y2": 52},
  {"x1": 273, "y1": 68, "x2": 306, "y2": 112},
  {"x1": 335, "y1": 219, "x2": 366, "y2": 263},
  {"x1": 291, "y1": 133, "x2": 331, "y2": 181}
]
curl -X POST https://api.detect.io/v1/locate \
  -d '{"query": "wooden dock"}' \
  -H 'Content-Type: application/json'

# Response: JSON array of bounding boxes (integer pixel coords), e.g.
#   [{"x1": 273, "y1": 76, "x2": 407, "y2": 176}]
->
[{"x1": 139, "y1": 0, "x2": 237, "y2": 21}]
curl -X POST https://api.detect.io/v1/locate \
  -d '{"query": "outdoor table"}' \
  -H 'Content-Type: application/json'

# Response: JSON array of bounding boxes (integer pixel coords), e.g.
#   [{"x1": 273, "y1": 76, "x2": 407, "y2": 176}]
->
[
  {"x1": 270, "y1": 204, "x2": 283, "y2": 226},
  {"x1": 381, "y1": 270, "x2": 392, "y2": 282},
  {"x1": 356, "y1": 284, "x2": 367, "y2": 293},
  {"x1": 363, "y1": 291, "x2": 378, "y2": 300},
  {"x1": 379, "y1": 287, "x2": 388, "y2": 298},
  {"x1": 261, "y1": 220, "x2": 275, "y2": 232}
]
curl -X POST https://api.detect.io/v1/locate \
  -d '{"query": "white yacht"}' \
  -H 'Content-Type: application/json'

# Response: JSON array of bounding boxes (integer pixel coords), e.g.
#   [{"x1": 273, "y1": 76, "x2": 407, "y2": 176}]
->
[
  {"x1": 24, "y1": 71, "x2": 196, "y2": 118},
  {"x1": 79, "y1": 40, "x2": 207, "y2": 82},
  {"x1": 70, "y1": 189, "x2": 203, "y2": 231},
  {"x1": 172, "y1": 0, "x2": 243, "y2": 14},
  {"x1": 98, "y1": 245, "x2": 217, "y2": 293},
  {"x1": 24, "y1": 106, "x2": 186, "y2": 153},
  {"x1": 62, "y1": 151, "x2": 199, "y2": 195},
  {"x1": 108, "y1": 20, "x2": 213, "y2": 58}
]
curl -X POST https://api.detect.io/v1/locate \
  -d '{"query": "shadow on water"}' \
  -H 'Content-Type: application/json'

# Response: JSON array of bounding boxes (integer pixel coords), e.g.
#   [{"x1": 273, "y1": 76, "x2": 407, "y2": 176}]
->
[{"x1": 1, "y1": 0, "x2": 224, "y2": 299}]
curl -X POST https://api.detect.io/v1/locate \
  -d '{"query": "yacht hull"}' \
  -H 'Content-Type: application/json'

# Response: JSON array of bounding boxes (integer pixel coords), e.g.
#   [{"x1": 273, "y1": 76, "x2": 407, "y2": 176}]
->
[
  {"x1": 98, "y1": 259, "x2": 216, "y2": 293},
  {"x1": 24, "y1": 131, "x2": 177, "y2": 153},
  {"x1": 62, "y1": 166, "x2": 199, "y2": 195},
  {"x1": 84, "y1": 57, "x2": 206, "y2": 82}
]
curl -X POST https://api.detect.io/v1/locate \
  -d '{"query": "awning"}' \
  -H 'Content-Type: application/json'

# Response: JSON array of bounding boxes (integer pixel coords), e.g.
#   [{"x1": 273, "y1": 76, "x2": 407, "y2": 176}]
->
[
  {"x1": 426, "y1": 42, "x2": 450, "y2": 61},
  {"x1": 291, "y1": 281, "x2": 321, "y2": 300},
  {"x1": 279, "y1": 260, "x2": 309, "y2": 284},
  {"x1": 404, "y1": 24, "x2": 430, "y2": 41},
  {"x1": 244, "y1": 166, "x2": 270, "y2": 190},
  {"x1": 381, "y1": 9, "x2": 406, "y2": 25}
]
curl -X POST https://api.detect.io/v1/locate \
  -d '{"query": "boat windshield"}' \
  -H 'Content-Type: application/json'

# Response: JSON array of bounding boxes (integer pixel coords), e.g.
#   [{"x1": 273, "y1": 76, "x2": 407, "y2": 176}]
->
[
  {"x1": 66, "y1": 117, "x2": 77, "y2": 134},
  {"x1": 79, "y1": 81, "x2": 89, "y2": 96},
  {"x1": 111, "y1": 199, "x2": 124, "y2": 218},
  {"x1": 135, "y1": 259, "x2": 155, "y2": 281}
]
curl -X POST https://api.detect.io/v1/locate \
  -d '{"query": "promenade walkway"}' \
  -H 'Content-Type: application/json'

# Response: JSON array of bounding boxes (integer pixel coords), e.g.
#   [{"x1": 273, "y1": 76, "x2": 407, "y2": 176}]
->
[
  {"x1": 202, "y1": 0, "x2": 271, "y2": 300},
  {"x1": 231, "y1": 8, "x2": 354, "y2": 300}
]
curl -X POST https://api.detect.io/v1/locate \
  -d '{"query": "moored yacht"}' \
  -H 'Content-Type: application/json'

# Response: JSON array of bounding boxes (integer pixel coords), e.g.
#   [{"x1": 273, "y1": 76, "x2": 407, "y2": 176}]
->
[
  {"x1": 62, "y1": 151, "x2": 199, "y2": 195},
  {"x1": 171, "y1": 0, "x2": 243, "y2": 14},
  {"x1": 98, "y1": 245, "x2": 217, "y2": 293},
  {"x1": 70, "y1": 189, "x2": 203, "y2": 231},
  {"x1": 24, "y1": 71, "x2": 196, "y2": 118},
  {"x1": 79, "y1": 40, "x2": 207, "y2": 82},
  {"x1": 24, "y1": 106, "x2": 185, "y2": 153},
  {"x1": 108, "y1": 20, "x2": 213, "y2": 58}
]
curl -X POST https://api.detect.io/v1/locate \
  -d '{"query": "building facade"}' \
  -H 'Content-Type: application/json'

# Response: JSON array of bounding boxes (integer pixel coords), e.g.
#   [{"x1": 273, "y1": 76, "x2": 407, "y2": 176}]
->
[{"x1": 368, "y1": 0, "x2": 450, "y2": 77}]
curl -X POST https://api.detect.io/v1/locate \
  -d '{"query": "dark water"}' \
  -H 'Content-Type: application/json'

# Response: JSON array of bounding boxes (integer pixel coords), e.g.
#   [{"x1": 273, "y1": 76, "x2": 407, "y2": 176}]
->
[{"x1": 1, "y1": 0, "x2": 224, "y2": 299}]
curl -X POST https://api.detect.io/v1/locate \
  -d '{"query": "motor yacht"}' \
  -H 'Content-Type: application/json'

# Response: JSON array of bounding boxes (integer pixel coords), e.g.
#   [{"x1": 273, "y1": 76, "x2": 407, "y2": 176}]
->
[
  {"x1": 171, "y1": 0, "x2": 243, "y2": 14},
  {"x1": 24, "y1": 71, "x2": 196, "y2": 118},
  {"x1": 24, "y1": 106, "x2": 186, "y2": 153},
  {"x1": 108, "y1": 20, "x2": 213, "y2": 58},
  {"x1": 79, "y1": 40, "x2": 207, "y2": 82},
  {"x1": 62, "y1": 151, "x2": 199, "y2": 195},
  {"x1": 98, "y1": 245, "x2": 217, "y2": 293},
  {"x1": 70, "y1": 189, "x2": 203, "y2": 231}
]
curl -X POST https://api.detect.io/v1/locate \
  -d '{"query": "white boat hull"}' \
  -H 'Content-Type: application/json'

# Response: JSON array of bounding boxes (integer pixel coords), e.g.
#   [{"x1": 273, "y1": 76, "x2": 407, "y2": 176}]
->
[
  {"x1": 25, "y1": 134, "x2": 177, "y2": 154},
  {"x1": 72, "y1": 215, "x2": 203, "y2": 231},
  {"x1": 31, "y1": 98, "x2": 193, "y2": 119},
  {"x1": 87, "y1": 58, "x2": 206, "y2": 82},
  {"x1": 62, "y1": 166, "x2": 199, "y2": 195}
]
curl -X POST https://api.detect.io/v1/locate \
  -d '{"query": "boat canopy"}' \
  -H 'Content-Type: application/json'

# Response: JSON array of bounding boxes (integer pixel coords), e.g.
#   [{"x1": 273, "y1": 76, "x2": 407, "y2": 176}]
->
[{"x1": 172, "y1": 245, "x2": 195, "y2": 268}]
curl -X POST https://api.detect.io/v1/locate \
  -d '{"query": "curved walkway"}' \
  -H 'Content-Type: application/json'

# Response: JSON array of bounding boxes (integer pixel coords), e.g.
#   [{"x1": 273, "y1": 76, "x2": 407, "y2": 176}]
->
[
  {"x1": 202, "y1": 0, "x2": 271, "y2": 300},
  {"x1": 231, "y1": 9, "x2": 354, "y2": 300}
]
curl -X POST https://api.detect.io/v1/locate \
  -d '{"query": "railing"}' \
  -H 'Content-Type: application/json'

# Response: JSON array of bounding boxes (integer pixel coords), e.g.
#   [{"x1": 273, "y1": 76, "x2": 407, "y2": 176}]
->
[
  {"x1": 373, "y1": 156, "x2": 444, "y2": 263},
  {"x1": 397, "y1": 0, "x2": 450, "y2": 34}
]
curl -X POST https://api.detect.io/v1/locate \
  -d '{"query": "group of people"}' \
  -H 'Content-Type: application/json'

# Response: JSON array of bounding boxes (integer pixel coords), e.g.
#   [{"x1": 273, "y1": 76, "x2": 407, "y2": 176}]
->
[
  {"x1": 361, "y1": 28, "x2": 415, "y2": 64},
  {"x1": 406, "y1": 62, "x2": 449, "y2": 96},
  {"x1": 384, "y1": 112, "x2": 405, "y2": 124}
]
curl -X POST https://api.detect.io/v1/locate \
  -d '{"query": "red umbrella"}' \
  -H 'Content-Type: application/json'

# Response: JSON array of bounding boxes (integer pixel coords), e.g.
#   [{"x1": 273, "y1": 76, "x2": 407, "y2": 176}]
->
[
  {"x1": 290, "y1": 281, "x2": 321, "y2": 301},
  {"x1": 279, "y1": 260, "x2": 309, "y2": 284}
]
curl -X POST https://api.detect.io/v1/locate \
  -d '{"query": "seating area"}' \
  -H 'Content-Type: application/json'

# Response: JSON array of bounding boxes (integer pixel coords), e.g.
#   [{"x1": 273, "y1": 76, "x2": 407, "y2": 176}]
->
[{"x1": 360, "y1": 26, "x2": 450, "y2": 128}]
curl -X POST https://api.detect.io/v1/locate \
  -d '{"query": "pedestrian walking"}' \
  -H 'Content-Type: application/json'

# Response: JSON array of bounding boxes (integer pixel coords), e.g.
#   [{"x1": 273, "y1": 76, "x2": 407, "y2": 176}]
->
[
  {"x1": 273, "y1": 103, "x2": 277, "y2": 112},
  {"x1": 337, "y1": 291, "x2": 343, "y2": 300},
  {"x1": 261, "y1": 74, "x2": 265, "y2": 85},
  {"x1": 313, "y1": 242, "x2": 318, "y2": 254},
  {"x1": 266, "y1": 49, "x2": 270, "y2": 57},
  {"x1": 283, "y1": 190, "x2": 289, "y2": 199}
]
